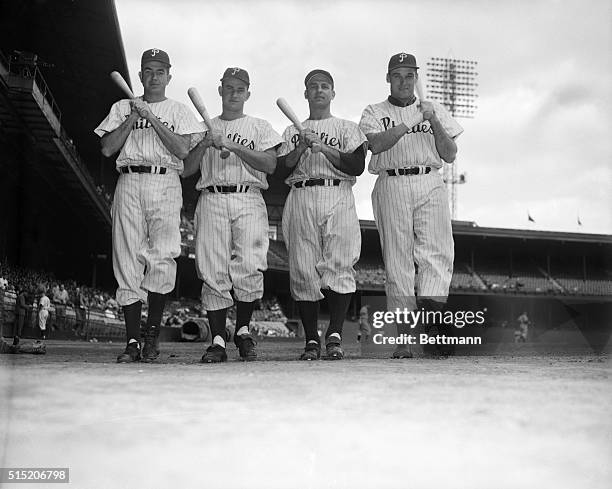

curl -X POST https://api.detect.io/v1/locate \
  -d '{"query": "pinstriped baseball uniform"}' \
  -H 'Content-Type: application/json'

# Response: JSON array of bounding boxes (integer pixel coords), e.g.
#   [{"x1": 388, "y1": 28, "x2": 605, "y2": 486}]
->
[
  {"x1": 278, "y1": 117, "x2": 367, "y2": 301},
  {"x1": 95, "y1": 98, "x2": 201, "y2": 306},
  {"x1": 194, "y1": 115, "x2": 282, "y2": 310},
  {"x1": 359, "y1": 98, "x2": 463, "y2": 310}
]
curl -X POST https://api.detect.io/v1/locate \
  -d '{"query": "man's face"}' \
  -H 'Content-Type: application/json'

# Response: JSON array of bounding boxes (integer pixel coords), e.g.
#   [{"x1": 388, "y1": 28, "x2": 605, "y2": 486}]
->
[
  {"x1": 387, "y1": 67, "x2": 417, "y2": 101},
  {"x1": 304, "y1": 76, "x2": 335, "y2": 107},
  {"x1": 139, "y1": 61, "x2": 171, "y2": 94},
  {"x1": 219, "y1": 78, "x2": 250, "y2": 110}
]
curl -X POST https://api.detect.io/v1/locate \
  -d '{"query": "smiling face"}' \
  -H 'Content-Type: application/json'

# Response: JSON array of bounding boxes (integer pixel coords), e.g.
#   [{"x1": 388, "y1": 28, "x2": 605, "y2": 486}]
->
[
  {"x1": 304, "y1": 74, "x2": 335, "y2": 108},
  {"x1": 387, "y1": 66, "x2": 417, "y2": 102},
  {"x1": 219, "y1": 78, "x2": 250, "y2": 111},
  {"x1": 139, "y1": 60, "x2": 171, "y2": 96}
]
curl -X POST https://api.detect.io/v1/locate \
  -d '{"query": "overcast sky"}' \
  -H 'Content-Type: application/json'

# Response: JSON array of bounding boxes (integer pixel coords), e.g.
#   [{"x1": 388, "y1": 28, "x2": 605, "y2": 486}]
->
[{"x1": 115, "y1": 0, "x2": 611, "y2": 235}]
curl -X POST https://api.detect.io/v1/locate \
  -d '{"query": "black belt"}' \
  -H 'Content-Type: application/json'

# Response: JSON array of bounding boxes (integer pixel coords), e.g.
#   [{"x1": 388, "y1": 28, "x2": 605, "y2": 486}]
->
[
  {"x1": 120, "y1": 165, "x2": 167, "y2": 174},
  {"x1": 386, "y1": 167, "x2": 431, "y2": 176},
  {"x1": 293, "y1": 179, "x2": 341, "y2": 188},
  {"x1": 206, "y1": 185, "x2": 250, "y2": 193}
]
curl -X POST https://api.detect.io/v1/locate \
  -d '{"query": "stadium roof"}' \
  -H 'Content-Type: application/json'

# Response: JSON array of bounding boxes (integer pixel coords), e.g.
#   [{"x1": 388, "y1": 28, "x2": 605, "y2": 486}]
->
[
  {"x1": 0, "y1": 0, "x2": 131, "y2": 187},
  {"x1": 359, "y1": 219, "x2": 612, "y2": 245}
]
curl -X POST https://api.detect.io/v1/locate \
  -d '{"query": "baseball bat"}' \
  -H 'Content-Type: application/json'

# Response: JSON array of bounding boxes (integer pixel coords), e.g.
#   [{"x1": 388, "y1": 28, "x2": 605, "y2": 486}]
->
[
  {"x1": 415, "y1": 77, "x2": 427, "y2": 101},
  {"x1": 110, "y1": 71, "x2": 135, "y2": 99},
  {"x1": 276, "y1": 98, "x2": 321, "y2": 153},
  {"x1": 187, "y1": 87, "x2": 230, "y2": 159}
]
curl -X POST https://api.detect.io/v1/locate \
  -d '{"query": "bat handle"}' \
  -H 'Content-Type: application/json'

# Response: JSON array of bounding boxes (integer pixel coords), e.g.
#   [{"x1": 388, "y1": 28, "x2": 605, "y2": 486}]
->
[{"x1": 220, "y1": 147, "x2": 231, "y2": 159}]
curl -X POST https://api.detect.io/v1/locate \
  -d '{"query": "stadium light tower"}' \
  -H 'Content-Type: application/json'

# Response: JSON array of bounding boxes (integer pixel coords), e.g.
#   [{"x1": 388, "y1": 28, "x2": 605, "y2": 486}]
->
[{"x1": 426, "y1": 57, "x2": 478, "y2": 219}]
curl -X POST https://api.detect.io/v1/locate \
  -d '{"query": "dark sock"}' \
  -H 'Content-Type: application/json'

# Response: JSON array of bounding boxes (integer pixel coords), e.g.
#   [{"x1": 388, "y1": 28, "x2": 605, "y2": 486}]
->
[
  {"x1": 297, "y1": 301, "x2": 320, "y2": 344},
  {"x1": 123, "y1": 301, "x2": 142, "y2": 342},
  {"x1": 323, "y1": 289, "x2": 352, "y2": 341},
  {"x1": 146, "y1": 292, "x2": 166, "y2": 330},
  {"x1": 235, "y1": 301, "x2": 255, "y2": 334},
  {"x1": 207, "y1": 308, "x2": 228, "y2": 342}
]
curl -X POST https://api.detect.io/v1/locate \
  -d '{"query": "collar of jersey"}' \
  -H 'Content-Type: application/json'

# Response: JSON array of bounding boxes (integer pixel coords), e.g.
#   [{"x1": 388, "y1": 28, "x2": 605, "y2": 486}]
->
[{"x1": 387, "y1": 95, "x2": 416, "y2": 107}]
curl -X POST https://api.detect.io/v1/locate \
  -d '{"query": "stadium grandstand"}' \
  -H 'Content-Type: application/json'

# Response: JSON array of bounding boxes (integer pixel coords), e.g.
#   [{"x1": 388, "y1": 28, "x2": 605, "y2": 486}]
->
[{"x1": 1, "y1": 1, "x2": 610, "y2": 345}]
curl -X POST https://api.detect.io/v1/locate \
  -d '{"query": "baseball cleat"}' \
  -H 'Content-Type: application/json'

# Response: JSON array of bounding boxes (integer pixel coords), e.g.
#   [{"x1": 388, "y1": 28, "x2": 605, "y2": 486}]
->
[
  {"x1": 141, "y1": 328, "x2": 160, "y2": 363},
  {"x1": 201, "y1": 344, "x2": 228, "y2": 363},
  {"x1": 325, "y1": 342, "x2": 344, "y2": 360},
  {"x1": 117, "y1": 342, "x2": 141, "y2": 363},
  {"x1": 299, "y1": 341, "x2": 321, "y2": 361},
  {"x1": 235, "y1": 335, "x2": 257, "y2": 361},
  {"x1": 391, "y1": 347, "x2": 413, "y2": 359}
]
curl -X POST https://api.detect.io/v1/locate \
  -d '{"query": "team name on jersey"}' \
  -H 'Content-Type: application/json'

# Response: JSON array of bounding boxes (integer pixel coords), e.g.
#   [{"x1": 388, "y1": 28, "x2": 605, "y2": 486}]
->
[
  {"x1": 226, "y1": 132, "x2": 256, "y2": 150},
  {"x1": 381, "y1": 117, "x2": 433, "y2": 135},
  {"x1": 125, "y1": 114, "x2": 176, "y2": 132},
  {"x1": 289, "y1": 131, "x2": 342, "y2": 149}
]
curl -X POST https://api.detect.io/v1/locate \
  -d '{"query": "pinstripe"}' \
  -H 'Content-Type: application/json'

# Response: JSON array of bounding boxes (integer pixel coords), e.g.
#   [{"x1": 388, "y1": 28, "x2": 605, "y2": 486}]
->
[
  {"x1": 194, "y1": 115, "x2": 280, "y2": 310},
  {"x1": 280, "y1": 116, "x2": 366, "y2": 302},
  {"x1": 95, "y1": 97, "x2": 201, "y2": 307}
]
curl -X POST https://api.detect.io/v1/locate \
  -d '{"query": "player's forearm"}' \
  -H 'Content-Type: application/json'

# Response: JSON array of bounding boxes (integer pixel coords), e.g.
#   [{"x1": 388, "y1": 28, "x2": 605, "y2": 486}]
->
[
  {"x1": 323, "y1": 145, "x2": 366, "y2": 176},
  {"x1": 366, "y1": 113, "x2": 423, "y2": 154},
  {"x1": 100, "y1": 113, "x2": 139, "y2": 157},
  {"x1": 148, "y1": 117, "x2": 191, "y2": 160},
  {"x1": 183, "y1": 140, "x2": 208, "y2": 178},
  {"x1": 281, "y1": 144, "x2": 308, "y2": 169},
  {"x1": 429, "y1": 115, "x2": 457, "y2": 163},
  {"x1": 227, "y1": 144, "x2": 277, "y2": 174}
]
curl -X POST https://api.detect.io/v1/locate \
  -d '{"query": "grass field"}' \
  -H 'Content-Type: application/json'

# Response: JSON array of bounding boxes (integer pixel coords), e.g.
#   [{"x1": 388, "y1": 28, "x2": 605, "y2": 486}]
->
[{"x1": 1, "y1": 338, "x2": 611, "y2": 489}]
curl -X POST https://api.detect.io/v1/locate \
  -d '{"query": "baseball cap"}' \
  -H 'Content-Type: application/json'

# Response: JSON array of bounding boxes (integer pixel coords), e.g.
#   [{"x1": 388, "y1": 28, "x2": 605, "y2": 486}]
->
[
  {"x1": 141, "y1": 48, "x2": 171, "y2": 67},
  {"x1": 304, "y1": 69, "x2": 334, "y2": 87},
  {"x1": 220, "y1": 67, "x2": 250, "y2": 86},
  {"x1": 388, "y1": 53, "x2": 419, "y2": 72}
]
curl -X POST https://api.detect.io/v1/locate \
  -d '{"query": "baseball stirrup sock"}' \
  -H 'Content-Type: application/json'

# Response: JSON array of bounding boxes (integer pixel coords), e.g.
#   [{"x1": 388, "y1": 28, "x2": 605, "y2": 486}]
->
[
  {"x1": 236, "y1": 301, "x2": 255, "y2": 334},
  {"x1": 323, "y1": 290, "x2": 352, "y2": 338},
  {"x1": 123, "y1": 301, "x2": 142, "y2": 342},
  {"x1": 146, "y1": 292, "x2": 166, "y2": 330},
  {"x1": 297, "y1": 301, "x2": 320, "y2": 343},
  {"x1": 207, "y1": 308, "x2": 228, "y2": 341}
]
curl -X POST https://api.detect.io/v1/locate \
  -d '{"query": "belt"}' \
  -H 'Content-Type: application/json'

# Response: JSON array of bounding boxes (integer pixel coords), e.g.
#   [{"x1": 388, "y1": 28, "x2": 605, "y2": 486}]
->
[
  {"x1": 386, "y1": 167, "x2": 431, "y2": 176},
  {"x1": 293, "y1": 178, "x2": 341, "y2": 188},
  {"x1": 206, "y1": 185, "x2": 250, "y2": 193},
  {"x1": 120, "y1": 165, "x2": 167, "y2": 174}
]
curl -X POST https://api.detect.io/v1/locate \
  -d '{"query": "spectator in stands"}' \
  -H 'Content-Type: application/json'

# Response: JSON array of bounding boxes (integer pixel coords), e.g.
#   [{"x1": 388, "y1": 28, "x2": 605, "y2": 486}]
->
[
  {"x1": 514, "y1": 311, "x2": 530, "y2": 343},
  {"x1": 55, "y1": 284, "x2": 70, "y2": 329},
  {"x1": 12, "y1": 287, "x2": 29, "y2": 346},
  {"x1": 73, "y1": 287, "x2": 88, "y2": 337},
  {"x1": 358, "y1": 304, "x2": 371, "y2": 343}
]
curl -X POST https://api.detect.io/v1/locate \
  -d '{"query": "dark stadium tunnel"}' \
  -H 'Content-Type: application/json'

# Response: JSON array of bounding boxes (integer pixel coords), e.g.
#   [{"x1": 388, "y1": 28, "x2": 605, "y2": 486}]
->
[{"x1": 180, "y1": 318, "x2": 210, "y2": 342}]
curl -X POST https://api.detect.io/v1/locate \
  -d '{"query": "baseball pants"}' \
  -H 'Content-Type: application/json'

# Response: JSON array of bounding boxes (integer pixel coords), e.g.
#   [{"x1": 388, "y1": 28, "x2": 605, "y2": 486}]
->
[
  {"x1": 282, "y1": 182, "x2": 361, "y2": 301},
  {"x1": 372, "y1": 171, "x2": 454, "y2": 311},
  {"x1": 112, "y1": 171, "x2": 182, "y2": 307},
  {"x1": 195, "y1": 190, "x2": 268, "y2": 310}
]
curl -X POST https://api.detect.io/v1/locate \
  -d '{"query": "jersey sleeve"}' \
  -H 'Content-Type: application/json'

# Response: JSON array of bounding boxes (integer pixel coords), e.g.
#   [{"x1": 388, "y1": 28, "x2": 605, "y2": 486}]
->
[
  {"x1": 359, "y1": 104, "x2": 382, "y2": 136},
  {"x1": 278, "y1": 125, "x2": 299, "y2": 157},
  {"x1": 175, "y1": 102, "x2": 206, "y2": 135},
  {"x1": 433, "y1": 102, "x2": 464, "y2": 139},
  {"x1": 342, "y1": 120, "x2": 368, "y2": 153},
  {"x1": 94, "y1": 100, "x2": 130, "y2": 137},
  {"x1": 257, "y1": 119, "x2": 284, "y2": 152}
]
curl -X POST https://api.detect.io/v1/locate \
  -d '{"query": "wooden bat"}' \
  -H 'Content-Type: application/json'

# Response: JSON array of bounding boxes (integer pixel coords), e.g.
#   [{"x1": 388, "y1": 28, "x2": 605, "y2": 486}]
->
[
  {"x1": 110, "y1": 71, "x2": 135, "y2": 99},
  {"x1": 276, "y1": 97, "x2": 321, "y2": 153},
  {"x1": 415, "y1": 77, "x2": 426, "y2": 101},
  {"x1": 187, "y1": 87, "x2": 230, "y2": 159}
]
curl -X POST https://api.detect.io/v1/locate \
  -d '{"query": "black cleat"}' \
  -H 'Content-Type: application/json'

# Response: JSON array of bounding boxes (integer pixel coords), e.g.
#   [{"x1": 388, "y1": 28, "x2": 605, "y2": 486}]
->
[
  {"x1": 117, "y1": 342, "x2": 141, "y2": 363},
  {"x1": 299, "y1": 341, "x2": 321, "y2": 361},
  {"x1": 201, "y1": 344, "x2": 228, "y2": 363},
  {"x1": 142, "y1": 327, "x2": 160, "y2": 363},
  {"x1": 325, "y1": 342, "x2": 344, "y2": 360},
  {"x1": 235, "y1": 335, "x2": 257, "y2": 361}
]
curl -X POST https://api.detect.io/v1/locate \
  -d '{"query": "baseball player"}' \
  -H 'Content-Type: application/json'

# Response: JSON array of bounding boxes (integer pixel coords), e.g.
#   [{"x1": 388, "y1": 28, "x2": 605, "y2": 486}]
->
[
  {"x1": 359, "y1": 53, "x2": 463, "y2": 358},
  {"x1": 358, "y1": 304, "x2": 371, "y2": 343},
  {"x1": 183, "y1": 67, "x2": 283, "y2": 363},
  {"x1": 95, "y1": 48, "x2": 202, "y2": 363},
  {"x1": 38, "y1": 286, "x2": 50, "y2": 340},
  {"x1": 514, "y1": 311, "x2": 530, "y2": 343},
  {"x1": 277, "y1": 69, "x2": 367, "y2": 361}
]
